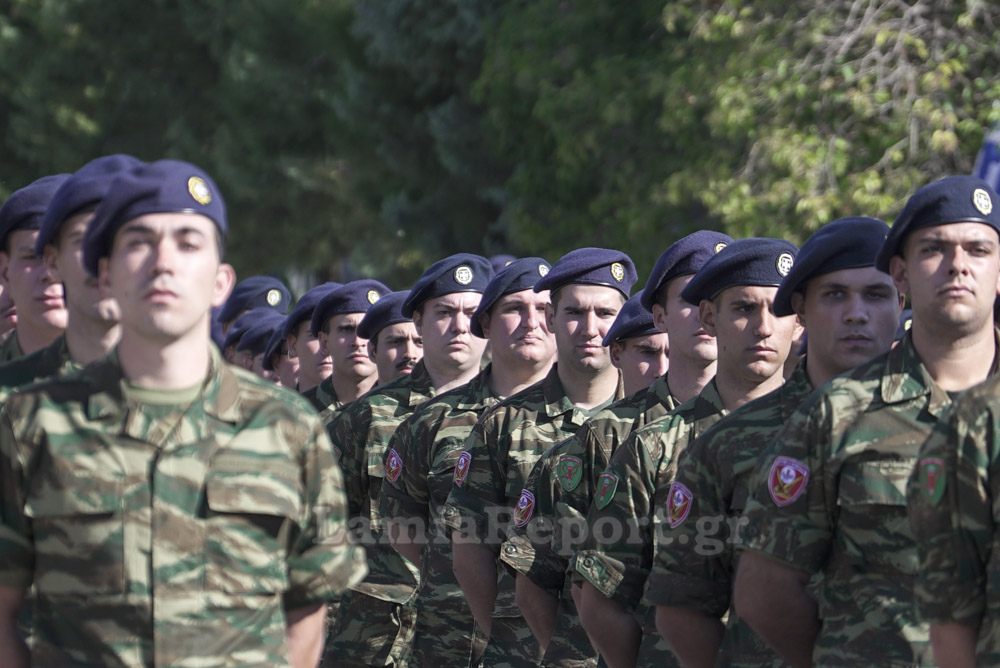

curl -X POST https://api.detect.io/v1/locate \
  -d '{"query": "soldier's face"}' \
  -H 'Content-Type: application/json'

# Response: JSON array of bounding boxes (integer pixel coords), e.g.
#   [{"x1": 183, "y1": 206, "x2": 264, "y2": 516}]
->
[
  {"x1": 320, "y1": 312, "x2": 376, "y2": 383},
  {"x1": 373, "y1": 321, "x2": 422, "y2": 383},
  {"x1": 271, "y1": 344, "x2": 300, "y2": 388},
  {"x1": 412, "y1": 292, "x2": 486, "y2": 374},
  {"x1": 481, "y1": 288, "x2": 556, "y2": 367},
  {"x1": 0, "y1": 229, "x2": 67, "y2": 336},
  {"x1": 655, "y1": 274, "x2": 717, "y2": 365},
  {"x1": 547, "y1": 284, "x2": 622, "y2": 373},
  {"x1": 610, "y1": 332, "x2": 669, "y2": 395},
  {"x1": 700, "y1": 284, "x2": 798, "y2": 384},
  {"x1": 891, "y1": 222, "x2": 1000, "y2": 337},
  {"x1": 793, "y1": 266, "x2": 901, "y2": 378},
  {"x1": 100, "y1": 214, "x2": 233, "y2": 346},
  {"x1": 45, "y1": 212, "x2": 121, "y2": 328},
  {"x1": 288, "y1": 320, "x2": 332, "y2": 389}
]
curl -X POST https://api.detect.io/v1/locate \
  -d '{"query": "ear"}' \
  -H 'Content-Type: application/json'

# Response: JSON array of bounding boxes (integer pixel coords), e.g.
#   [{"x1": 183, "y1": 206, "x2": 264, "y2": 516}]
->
[
  {"x1": 651, "y1": 302, "x2": 668, "y2": 333},
  {"x1": 42, "y1": 245, "x2": 62, "y2": 282},
  {"x1": 478, "y1": 311, "x2": 491, "y2": 339},
  {"x1": 286, "y1": 334, "x2": 299, "y2": 359},
  {"x1": 0, "y1": 251, "x2": 10, "y2": 287},
  {"x1": 212, "y1": 263, "x2": 236, "y2": 309},
  {"x1": 699, "y1": 299, "x2": 718, "y2": 337},
  {"x1": 411, "y1": 308, "x2": 424, "y2": 334},
  {"x1": 609, "y1": 341, "x2": 624, "y2": 369},
  {"x1": 790, "y1": 291, "x2": 807, "y2": 328},
  {"x1": 545, "y1": 303, "x2": 555, "y2": 331},
  {"x1": 97, "y1": 256, "x2": 112, "y2": 299},
  {"x1": 888, "y1": 255, "x2": 909, "y2": 297},
  {"x1": 317, "y1": 330, "x2": 330, "y2": 356}
]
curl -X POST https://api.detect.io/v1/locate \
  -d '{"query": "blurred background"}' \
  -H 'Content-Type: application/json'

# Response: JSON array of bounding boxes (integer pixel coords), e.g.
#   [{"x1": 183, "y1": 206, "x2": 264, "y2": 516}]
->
[{"x1": 2, "y1": 0, "x2": 998, "y2": 289}]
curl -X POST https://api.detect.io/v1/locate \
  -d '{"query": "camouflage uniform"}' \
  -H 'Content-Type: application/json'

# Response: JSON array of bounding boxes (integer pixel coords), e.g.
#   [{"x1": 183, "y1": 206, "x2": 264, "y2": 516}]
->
[
  {"x1": 645, "y1": 362, "x2": 812, "y2": 667},
  {"x1": 739, "y1": 331, "x2": 991, "y2": 665},
  {"x1": 502, "y1": 373, "x2": 679, "y2": 666},
  {"x1": 0, "y1": 346, "x2": 366, "y2": 666},
  {"x1": 301, "y1": 381, "x2": 326, "y2": 413},
  {"x1": 325, "y1": 360, "x2": 435, "y2": 666},
  {"x1": 571, "y1": 378, "x2": 726, "y2": 647},
  {"x1": 443, "y1": 364, "x2": 621, "y2": 666},
  {"x1": 0, "y1": 334, "x2": 74, "y2": 395},
  {"x1": 380, "y1": 364, "x2": 500, "y2": 666},
  {"x1": 907, "y1": 371, "x2": 1000, "y2": 663},
  {"x1": 0, "y1": 329, "x2": 23, "y2": 364}
]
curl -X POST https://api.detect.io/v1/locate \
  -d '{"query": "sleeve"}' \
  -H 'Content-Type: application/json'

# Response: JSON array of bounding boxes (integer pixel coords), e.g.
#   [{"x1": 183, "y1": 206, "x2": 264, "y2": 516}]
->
[
  {"x1": 442, "y1": 410, "x2": 508, "y2": 544},
  {"x1": 379, "y1": 415, "x2": 431, "y2": 522},
  {"x1": 644, "y1": 431, "x2": 730, "y2": 616},
  {"x1": 909, "y1": 397, "x2": 993, "y2": 627},
  {"x1": 0, "y1": 405, "x2": 34, "y2": 589},
  {"x1": 739, "y1": 395, "x2": 834, "y2": 574},
  {"x1": 326, "y1": 404, "x2": 368, "y2": 521},
  {"x1": 285, "y1": 415, "x2": 368, "y2": 608}
]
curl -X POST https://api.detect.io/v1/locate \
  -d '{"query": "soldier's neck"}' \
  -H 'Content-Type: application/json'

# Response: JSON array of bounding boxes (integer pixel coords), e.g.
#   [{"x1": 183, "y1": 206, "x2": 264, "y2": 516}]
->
[
  {"x1": 558, "y1": 362, "x2": 619, "y2": 410},
  {"x1": 14, "y1": 317, "x2": 62, "y2": 356},
  {"x1": 64, "y1": 310, "x2": 120, "y2": 366},
  {"x1": 714, "y1": 362, "x2": 784, "y2": 412},
  {"x1": 487, "y1": 356, "x2": 552, "y2": 399},
  {"x1": 911, "y1": 319, "x2": 997, "y2": 392},
  {"x1": 117, "y1": 326, "x2": 212, "y2": 390},
  {"x1": 423, "y1": 354, "x2": 481, "y2": 394},
  {"x1": 666, "y1": 356, "x2": 716, "y2": 404},
  {"x1": 331, "y1": 370, "x2": 377, "y2": 403}
]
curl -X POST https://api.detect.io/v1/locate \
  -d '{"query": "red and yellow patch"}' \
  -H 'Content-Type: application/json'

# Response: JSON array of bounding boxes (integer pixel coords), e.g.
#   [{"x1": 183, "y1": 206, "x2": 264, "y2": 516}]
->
[
  {"x1": 385, "y1": 448, "x2": 403, "y2": 483},
  {"x1": 513, "y1": 489, "x2": 535, "y2": 527},
  {"x1": 454, "y1": 450, "x2": 472, "y2": 487},
  {"x1": 768, "y1": 456, "x2": 809, "y2": 507},
  {"x1": 667, "y1": 482, "x2": 693, "y2": 528}
]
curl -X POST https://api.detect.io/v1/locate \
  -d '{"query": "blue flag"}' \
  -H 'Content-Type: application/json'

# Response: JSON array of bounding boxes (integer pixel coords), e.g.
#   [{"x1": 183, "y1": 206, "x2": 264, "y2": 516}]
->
[{"x1": 973, "y1": 123, "x2": 1000, "y2": 191}]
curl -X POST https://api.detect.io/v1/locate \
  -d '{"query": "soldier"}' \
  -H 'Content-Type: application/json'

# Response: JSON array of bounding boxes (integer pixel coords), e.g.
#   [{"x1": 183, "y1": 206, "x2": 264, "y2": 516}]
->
[
  {"x1": 0, "y1": 158, "x2": 366, "y2": 666},
  {"x1": 263, "y1": 317, "x2": 298, "y2": 387},
  {"x1": 500, "y1": 231, "x2": 731, "y2": 667},
  {"x1": 604, "y1": 290, "x2": 669, "y2": 395},
  {"x1": 650, "y1": 218, "x2": 902, "y2": 667},
  {"x1": 357, "y1": 290, "x2": 423, "y2": 385},
  {"x1": 573, "y1": 238, "x2": 800, "y2": 668},
  {"x1": 444, "y1": 248, "x2": 635, "y2": 665},
  {"x1": 380, "y1": 258, "x2": 556, "y2": 666},
  {"x1": 734, "y1": 176, "x2": 1000, "y2": 666},
  {"x1": 235, "y1": 311, "x2": 285, "y2": 377},
  {"x1": 222, "y1": 306, "x2": 280, "y2": 369},
  {"x1": 284, "y1": 282, "x2": 341, "y2": 395},
  {"x1": 0, "y1": 175, "x2": 70, "y2": 363},
  {"x1": 306, "y1": 279, "x2": 391, "y2": 414},
  {"x1": 324, "y1": 254, "x2": 492, "y2": 667},
  {"x1": 0, "y1": 155, "x2": 140, "y2": 390},
  {"x1": 216, "y1": 274, "x2": 291, "y2": 337}
]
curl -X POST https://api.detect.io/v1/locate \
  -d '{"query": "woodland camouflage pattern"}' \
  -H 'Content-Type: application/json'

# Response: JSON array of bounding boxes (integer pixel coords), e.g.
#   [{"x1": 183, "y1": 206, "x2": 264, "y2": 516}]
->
[
  {"x1": 0, "y1": 335, "x2": 75, "y2": 398},
  {"x1": 908, "y1": 371, "x2": 1000, "y2": 664},
  {"x1": 309, "y1": 375, "x2": 345, "y2": 420},
  {"x1": 503, "y1": 373, "x2": 678, "y2": 666},
  {"x1": 324, "y1": 360, "x2": 434, "y2": 665},
  {"x1": 646, "y1": 362, "x2": 812, "y2": 667},
  {"x1": 443, "y1": 364, "x2": 620, "y2": 667},
  {"x1": 739, "y1": 332, "x2": 984, "y2": 666},
  {"x1": 0, "y1": 330, "x2": 23, "y2": 365},
  {"x1": 379, "y1": 364, "x2": 500, "y2": 665},
  {"x1": 0, "y1": 347, "x2": 366, "y2": 667}
]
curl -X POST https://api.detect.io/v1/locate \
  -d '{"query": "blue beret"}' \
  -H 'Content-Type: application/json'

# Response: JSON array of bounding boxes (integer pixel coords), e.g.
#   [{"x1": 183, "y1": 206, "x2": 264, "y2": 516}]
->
[
  {"x1": 773, "y1": 217, "x2": 890, "y2": 317},
  {"x1": 402, "y1": 253, "x2": 494, "y2": 318},
  {"x1": 875, "y1": 175, "x2": 1000, "y2": 272},
  {"x1": 82, "y1": 159, "x2": 227, "y2": 276},
  {"x1": 237, "y1": 312, "x2": 285, "y2": 356},
  {"x1": 534, "y1": 247, "x2": 637, "y2": 298},
  {"x1": 219, "y1": 275, "x2": 293, "y2": 324},
  {"x1": 0, "y1": 174, "x2": 71, "y2": 250},
  {"x1": 36, "y1": 155, "x2": 144, "y2": 255},
  {"x1": 281, "y1": 282, "x2": 341, "y2": 339},
  {"x1": 681, "y1": 238, "x2": 799, "y2": 305},
  {"x1": 357, "y1": 290, "x2": 412, "y2": 341},
  {"x1": 602, "y1": 290, "x2": 659, "y2": 346},
  {"x1": 310, "y1": 279, "x2": 391, "y2": 337},
  {"x1": 261, "y1": 321, "x2": 288, "y2": 372},
  {"x1": 471, "y1": 257, "x2": 551, "y2": 338},
  {"x1": 490, "y1": 254, "x2": 517, "y2": 273},
  {"x1": 641, "y1": 231, "x2": 734, "y2": 311},
  {"x1": 223, "y1": 307, "x2": 281, "y2": 351}
]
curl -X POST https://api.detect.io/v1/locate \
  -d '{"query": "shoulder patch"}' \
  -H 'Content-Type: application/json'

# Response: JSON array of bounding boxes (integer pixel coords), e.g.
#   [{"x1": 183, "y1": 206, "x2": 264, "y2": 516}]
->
[
  {"x1": 513, "y1": 489, "x2": 535, "y2": 527},
  {"x1": 454, "y1": 450, "x2": 472, "y2": 487},
  {"x1": 667, "y1": 482, "x2": 693, "y2": 528},
  {"x1": 556, "y1": 455, "x2": 583, "y2": 492},
  {"x1": 385, "y1": 448, "x2": 403, "y2": 483},
  {"x1": 768, "y1": 456, "x2": 809, "y2": 507},
  {"x1": 595, "y1": 472, "x2": 619, "y2": 509},
  {"x1": 918, "y1": 457, "x2": 946, "y2": 506}
]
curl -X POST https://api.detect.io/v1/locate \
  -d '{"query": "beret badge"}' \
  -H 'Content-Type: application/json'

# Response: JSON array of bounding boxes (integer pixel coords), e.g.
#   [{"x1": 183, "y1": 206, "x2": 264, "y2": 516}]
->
[
  {"x1": 367, "y1": 290, "x2": 380, "y2": 305},
  {"x1": 266, "y1": 289, "x2": 282, "y2": 306},
  {"x1": 714, "y1": 242, "x2": 728, "y2": 253},
  {"x1": 538, "y1": 264, "x2": 549, "y2": 277},
  {"x1": 610, "y1": 262, "x2": 625, "y2": 282},
  {"x1": 187, "y1": 176, "x2": 212, "y2": 205},
  {"x1": 776, "y1": 253, "x2": 794, "y2": 277},
  {"x1": 454, "y1": 265, "x2": 474, "y2": 285},
  {"x1": 974, "y1": 188, "x2": 993, "y2": 215}
]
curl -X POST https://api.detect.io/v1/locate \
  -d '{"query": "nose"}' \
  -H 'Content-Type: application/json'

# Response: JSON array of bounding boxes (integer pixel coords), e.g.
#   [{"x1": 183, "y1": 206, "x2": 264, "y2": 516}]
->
[
  {"x1": 152, "y1": 237, "x2": 177, "y2": 275},
  {"x1": 755, "y1": 308, "x2": 775, "y2": 338},
  {"x1": 946, "y1": 245, "x2": 972, "y2": 276},
  {"x1": 525, "y1": 306, "x2": 540, "y2": 330},
  {"x1": 453, "y1": 311, "x2": 471, "y2": 334},
  {"x1": 842, "y1": 292, "x2": 870, "y2": 325},
  {"x1": 581, "y1": 311, "x2": 600, "y2": 339},
  {"x1": 404, "y1": 339, "x2": 420, "y2": 359},
  {"x1": 653, "y1": 352, "x2": 669, "y2": 378}
]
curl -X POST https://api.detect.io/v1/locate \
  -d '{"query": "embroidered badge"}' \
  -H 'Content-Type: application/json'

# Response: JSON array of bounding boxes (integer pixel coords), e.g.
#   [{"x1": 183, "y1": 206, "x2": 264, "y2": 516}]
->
[
  {"x1": 667, "y1": 482, "x2": 693, "y2": 528},
  {"x1": 973, "y1": 188, "x2": 993, "y2": 215},
  {"x1": 367, "y1": 290, "x2": 380, "y2": 305},
  {"x1": 918, "y1": 457, "x2": 946, "y2": 507},
  {"x1": 187, "y1": 176, "x2": 212, "y2": 205},
  {"x1": 454, "y1": 450, "x2": 472, "y2": 487},
  {"x1": 555, "y1": 455, "x2": 583, "y2": 492},
  {"x1": 385, "y1": 448, "x2": 403, "y2": 483},
  {"x1": 610, "y1": 262, "x2": 625, "y2": 283},
  {"x1": 714, "y1": 241, "x2": 728, "y2": 253},
  {"x1": 266, "y1": 289, "x2": 282, "y2": 306},
  {"x1": 454, "y1": 266, "x2": 473, "y2": 285},
  {"x1": 775, "y1": 252, "x2": 794, "y2": 277},
  {"x1": 538, "y1": 263, "x2": 549, "y2": 277},
  {"x1": 768, "y1": 456, "x2": 809, "y2": 507},
  {"x1": 595, "y1": 472, "x2": 619, "y2": 509},
  {"x1": 513, "y1": 490, "x2": 535, "y2": 527}
]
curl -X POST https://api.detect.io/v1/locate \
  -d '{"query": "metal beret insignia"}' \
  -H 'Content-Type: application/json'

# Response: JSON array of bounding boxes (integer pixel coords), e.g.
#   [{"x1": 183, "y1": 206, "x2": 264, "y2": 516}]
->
[
  {"x1": 714, "y1": 241, "x2": 728, "y2": 253},
  {"x1": 187, "y1": 176, "x2": 212, "y2": 205},
  {"x1": 610, "y1": 262, "x2": 625, "y2": 283},
  {"x1": 973, "y1": 188, "x2": 993, "y2": 215},
  {"x1": 266, "y1": 289, "x2": 282, "y2": 306},
  {"x1": 367, "y1": 290, "x2": 380, "y2": 305},
  {"x1": 454, "y1": 265, "x2": 474, "y2": 285},
  {"x1": 776, "y1": 252, "x2": 794, "y2": 277},
  {"x1": 538, "y1": 264, "x2": 549, "y2": 277}
]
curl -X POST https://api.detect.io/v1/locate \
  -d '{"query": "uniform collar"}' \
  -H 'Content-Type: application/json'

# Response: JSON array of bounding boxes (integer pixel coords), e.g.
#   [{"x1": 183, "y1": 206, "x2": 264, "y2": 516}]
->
[
  {"x1": 544, "y1": 364, "x2": 624, "y2": 422},
  {"x1": 779, "y1": 358, "x2": 814, "y2": 423}
]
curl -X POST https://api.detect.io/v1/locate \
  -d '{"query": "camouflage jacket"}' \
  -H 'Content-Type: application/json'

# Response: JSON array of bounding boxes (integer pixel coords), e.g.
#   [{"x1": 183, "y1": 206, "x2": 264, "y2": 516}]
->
[
  {"x1": 739, "y1": 331, "x2": 985, "y2": 666},
  {"x1": 0, "y1": 346, "x2": 366, "y2": 667},
  {"x1": 0, "y1": 329, "x2": 23, "y2": 365},
  {"x1": 327, "y1": 360, "x2": 435, "y2": 604},
  {"x1": 0, "y1": 334, "x2": 75, "y2": 397},
  {"x1": 572, "y1": 378, "x2": 726, "y2": 613},
  {"x1": 907, "y1": 371, "x2": 1000, "y2": 663},
  {"x1": 646, "y1": 362, "x2": 812, "y2": 667}
]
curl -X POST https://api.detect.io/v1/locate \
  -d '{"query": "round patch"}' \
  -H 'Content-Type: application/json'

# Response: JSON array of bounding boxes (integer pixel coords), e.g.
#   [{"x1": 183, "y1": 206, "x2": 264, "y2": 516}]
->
[
  {"x1": 367, "y1": 290, "x2": 380, "y2": 305},
  {"x1": 385, "y1": 448, "x2": 403, "y2": 483},
  {"x1": 454, "y1": 451, "x2": 473, "y2": 487},
  {"x1": 768, "y1": 456, "x2": 809, "y2": 507},
  {"x1": 538, "y1": 264, "x2": 549, "y2": 277},
  {"x1": 454, "y1": 265, "x2": 474, "y2": 286},
  {"x1": 973, "y1": 188, "x2": 993, "y2": 215},
  {"x1": 266, "y1": 289, "x2": 282, "y2": 306},
  {"x1": 187, "y1": 176, "x2": 212, "y2": 205},
  {"x1": 714, "y1": 241, "x2": 728, "y2": 253},
  {"x1": 610, "y1": 262, "x2": 625, "y2": 283},
  {"x1": 775, "y1": 252, "x2": 794, "y2": 277},
  {"x1": 513, "y1": 490, "x2": 536, "y2": 527},
  {"x1": 667, "y1": 482, "x2": 693, "y2": 529}
]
